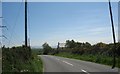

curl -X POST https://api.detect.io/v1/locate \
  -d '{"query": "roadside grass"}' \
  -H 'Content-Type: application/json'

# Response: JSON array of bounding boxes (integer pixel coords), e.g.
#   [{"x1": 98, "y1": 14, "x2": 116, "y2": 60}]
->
[
  {"x1": 14, "y1": 52, "x2": 44, "y2": 73},
  {"x1": 2, "y1": 47, "x2": 43, "y2": 73},
  {"x1": 54, "y1": 52, "x2": 120, "y2": 68},
  {"x1": 31, "y1": 52, "x2": 43, "y2": 72}
]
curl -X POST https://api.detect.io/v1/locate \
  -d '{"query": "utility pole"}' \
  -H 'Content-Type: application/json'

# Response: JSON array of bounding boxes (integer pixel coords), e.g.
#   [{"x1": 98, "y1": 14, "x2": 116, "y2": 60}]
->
[
  {"x1": 108, "y1": 0, "x2": 116, "y2": 69},
  {"x1": 25, "y1": 0, "x2": 28, "y2": 47},
  {"x1": 57, "y1": 42, "x2": 60, "y2": 49},
  {"x1": 0, "y1": 17, "x2": 2, "y2": 47},
  {"x1": 28, "y1": 38, "x2": 30, "y2": 47}
]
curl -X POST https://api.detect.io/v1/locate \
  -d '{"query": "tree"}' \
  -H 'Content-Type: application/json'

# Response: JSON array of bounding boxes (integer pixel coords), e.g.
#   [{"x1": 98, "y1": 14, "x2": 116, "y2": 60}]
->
[
  {"x1": 65, "y1": 40, "x2": 76, "y2": 48},
  {"x1": 84, "y1": 42, "x2": 91, "y2": 48},
  {"x1": 42, "y1": 42, "x2": 52, "y2": 55}
]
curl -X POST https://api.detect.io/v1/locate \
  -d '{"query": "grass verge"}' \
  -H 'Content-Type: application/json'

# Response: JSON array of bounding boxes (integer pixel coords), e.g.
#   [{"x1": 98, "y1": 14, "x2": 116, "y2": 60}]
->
[
  {"x1": 30, "y1": 53, "x2": 43, "y2": 72},
  {"x1": 2, "y1": 47, "x2": 43, "y2": 73}
]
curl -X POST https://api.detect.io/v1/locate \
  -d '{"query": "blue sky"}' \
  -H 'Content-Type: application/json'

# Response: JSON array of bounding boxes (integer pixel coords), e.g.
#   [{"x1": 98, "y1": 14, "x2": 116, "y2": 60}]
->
[
  {"x1": 2, "y1": 2, "x2": 118, "y2": 47},
  {"x1": 0, "y1": 2, "x2": 2, "y2": 47}
]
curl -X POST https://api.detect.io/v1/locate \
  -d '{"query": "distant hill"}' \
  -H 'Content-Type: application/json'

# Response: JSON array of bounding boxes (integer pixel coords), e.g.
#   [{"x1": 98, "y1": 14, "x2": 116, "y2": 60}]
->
[
  {"x1": 31, "y1": 46, "x2": 42, "y2": 49},
  {"x1": 31, "y1": 45, "x2": 57, "y2": 49}
]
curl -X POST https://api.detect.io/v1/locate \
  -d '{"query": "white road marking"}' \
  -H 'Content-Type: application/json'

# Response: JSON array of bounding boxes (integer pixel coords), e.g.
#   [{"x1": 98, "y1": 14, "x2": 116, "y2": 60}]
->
[
  {"x1": 81, "y1": 69, "x2": 90, "y2": 74},
  {"x1": 56, "y1": 58, "x2": 60, "y2": 60},
  {"x1": 62, "y1": 61, "x2": 73, "y2": 66}
]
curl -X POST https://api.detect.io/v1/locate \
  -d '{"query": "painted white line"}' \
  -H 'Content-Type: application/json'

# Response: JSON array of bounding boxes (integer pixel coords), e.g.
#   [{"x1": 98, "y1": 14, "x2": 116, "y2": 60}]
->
[
  {"x1": 56, "y1": 58, "x2": 60, "y2": 60},
  {"x1": 81, "y1": 69, "x2": 90, "y2": 74},
  {"x1": 62, "y1": 61, "x2": 73, "y2": 66},
  {"x1": 81, "y1": 69, "x2": 87, "y2": 72}
]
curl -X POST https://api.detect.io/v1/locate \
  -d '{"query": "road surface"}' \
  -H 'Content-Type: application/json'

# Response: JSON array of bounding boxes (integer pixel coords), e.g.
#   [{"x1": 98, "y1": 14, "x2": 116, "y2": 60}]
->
[{"x1": 39, "y1": 55, "x2": 119, "y2": 74}]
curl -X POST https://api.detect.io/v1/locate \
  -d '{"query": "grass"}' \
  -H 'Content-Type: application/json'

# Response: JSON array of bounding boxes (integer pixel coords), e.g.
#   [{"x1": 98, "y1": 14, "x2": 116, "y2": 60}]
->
[
  {"x1": 2, "y1": 48, "x2": 43, "y2": 73},
  {"x1": 2, "y1": 56, "x2": 43, "y2": 73},
  {"x1": 30, "y1": 53, "x2": 43, "y2": 72},
  {"x1": 54, "y1": 52, "x2": 120, "y2": 68}
]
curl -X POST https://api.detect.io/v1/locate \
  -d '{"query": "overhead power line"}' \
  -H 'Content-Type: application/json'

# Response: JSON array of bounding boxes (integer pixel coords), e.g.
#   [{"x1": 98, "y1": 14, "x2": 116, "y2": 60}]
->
[
  {"x1": 6, "y1": 1, "x2": 23, "y2": 47},
  {"x1": 0, "y1": 26, "x2": 8, "y2": 30},
  {"x1": 0, "y1": 35, "x2": 7, "y2": 39}
]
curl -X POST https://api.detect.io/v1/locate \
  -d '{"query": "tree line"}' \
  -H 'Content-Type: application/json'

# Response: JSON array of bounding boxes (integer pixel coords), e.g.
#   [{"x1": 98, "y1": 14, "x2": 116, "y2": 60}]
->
[{"x1": 42, "y1": 40, "x2": 120, "y2": 57}]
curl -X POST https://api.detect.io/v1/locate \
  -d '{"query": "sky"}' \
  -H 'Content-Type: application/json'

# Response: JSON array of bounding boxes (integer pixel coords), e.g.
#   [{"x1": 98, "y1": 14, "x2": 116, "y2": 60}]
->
[
  {"x1": 0, "y1": 2, "x2": 2, "y2": 47},
  {"x1": 2, "y1": 2, "x2": 118, "y2": 47}
]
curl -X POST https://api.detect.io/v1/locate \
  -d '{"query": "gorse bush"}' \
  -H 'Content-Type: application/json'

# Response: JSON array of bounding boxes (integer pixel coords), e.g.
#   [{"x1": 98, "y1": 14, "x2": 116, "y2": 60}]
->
[
  {"x1": 2, "y1": 46, "x2": 43, "y2": 73},
  {"x1": 2, "y1": 46, "x2": 32, "y2": 72}
]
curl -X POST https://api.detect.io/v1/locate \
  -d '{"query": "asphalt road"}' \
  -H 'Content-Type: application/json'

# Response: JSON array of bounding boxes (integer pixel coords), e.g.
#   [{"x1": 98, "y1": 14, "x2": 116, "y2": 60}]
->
[{"x1": 39, "y1": 55, "x2": 119, "y2": 74}]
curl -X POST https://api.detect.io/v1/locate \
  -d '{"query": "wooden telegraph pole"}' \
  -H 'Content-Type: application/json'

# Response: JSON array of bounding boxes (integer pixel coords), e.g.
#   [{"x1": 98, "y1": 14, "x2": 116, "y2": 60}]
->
[
  {"x1": 25, "y1": 0, "x2": 28, "y2": 47},
  {"x1": 108, "y1": 0, "x2": 116, "y2": 69}
]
